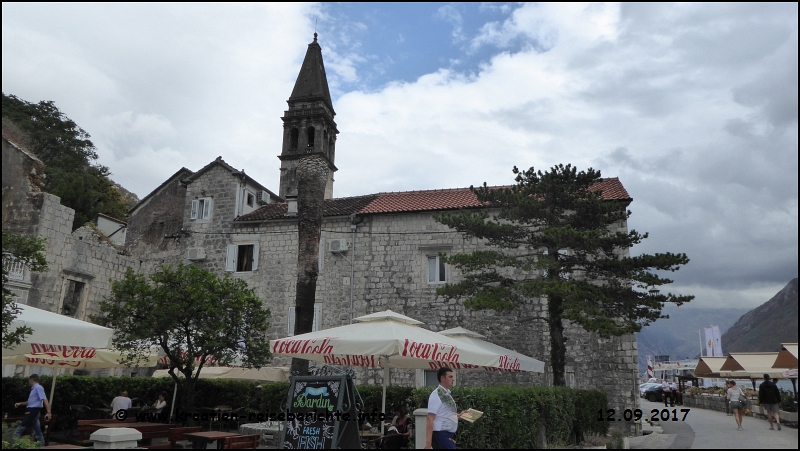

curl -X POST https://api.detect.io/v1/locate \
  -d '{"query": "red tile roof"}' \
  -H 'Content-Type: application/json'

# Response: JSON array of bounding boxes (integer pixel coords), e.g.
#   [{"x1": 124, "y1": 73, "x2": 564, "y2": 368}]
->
[{"x1": 234, "y1": 178, "x2": 630, "y2": 222}]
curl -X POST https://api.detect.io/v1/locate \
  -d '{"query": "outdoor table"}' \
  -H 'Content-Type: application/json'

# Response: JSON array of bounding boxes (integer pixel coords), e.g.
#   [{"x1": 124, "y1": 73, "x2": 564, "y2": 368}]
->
[
  {"x1": 239, "y1": 422, "x2": 283, "y2": 447},
  {"x1": 183, "y1": 431, "x2": 241, "y2": 449},
  {"x1": 89, "y1": 421, "x2": 165, "y2": 431}
]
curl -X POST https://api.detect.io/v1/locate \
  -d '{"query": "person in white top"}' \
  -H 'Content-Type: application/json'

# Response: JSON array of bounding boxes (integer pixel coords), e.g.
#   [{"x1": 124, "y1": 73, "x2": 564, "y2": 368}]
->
[
  {"x1": 152, "y1": 393, "x2": 167, "y2": 414},
  {"x1": 726, "y1": 380, "x2": 744, "y2": 431},
  {"x1": 661, "y1": 380, "x2": 671, "y2": 406},
  {"x1": 110, "y1": 391, "x2": 132, "y2": 417},
  {"x1": 425, "y1": 367, "x2": 468, "y2": 449}
]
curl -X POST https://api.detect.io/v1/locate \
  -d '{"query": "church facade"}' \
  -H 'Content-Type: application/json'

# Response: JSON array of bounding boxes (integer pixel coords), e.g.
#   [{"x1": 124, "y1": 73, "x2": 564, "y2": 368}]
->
[{"x1": 3, "y1": 34, "x2": 638, "y2": 411}]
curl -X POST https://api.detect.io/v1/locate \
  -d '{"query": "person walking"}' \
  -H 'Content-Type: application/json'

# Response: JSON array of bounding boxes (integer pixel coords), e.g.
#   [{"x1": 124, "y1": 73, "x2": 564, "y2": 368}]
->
[
  {"x1": 758, "y1": 374, "x2": 782, "y2": 430},
  {"x1": 723, "y1": 381, "x2": 732, "y2": 416},
  {"x1": 12, "y1": 374, "x2": 52, "y2": 445},
  {"x1": 424, "y1": 367, "x2": 468, "y2": 449},
  {"x1": 727, "y1": 380, "x2": 745, "y2": 431}
]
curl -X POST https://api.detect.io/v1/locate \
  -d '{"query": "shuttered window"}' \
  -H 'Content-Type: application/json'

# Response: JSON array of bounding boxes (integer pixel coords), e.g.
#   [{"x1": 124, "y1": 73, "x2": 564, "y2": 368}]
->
[
  {"x1": 225, "y1": 244, "x2": 260, "y2": 272},
  {"x1": 287, "y1": 306, "x2": 321, "y2": 336},
  {"x1": 190, "y1": 198, "x2": 213, "y2": 220}
]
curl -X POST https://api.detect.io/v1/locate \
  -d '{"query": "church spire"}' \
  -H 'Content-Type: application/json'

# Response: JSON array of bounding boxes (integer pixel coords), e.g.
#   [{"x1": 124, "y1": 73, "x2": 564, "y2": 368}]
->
[
  {"x1": 278, "y1": 33, "x2": 338, "y2": 200},
  {"x1": 288, "y1": 33, "x2": 334, "y2": 114}
]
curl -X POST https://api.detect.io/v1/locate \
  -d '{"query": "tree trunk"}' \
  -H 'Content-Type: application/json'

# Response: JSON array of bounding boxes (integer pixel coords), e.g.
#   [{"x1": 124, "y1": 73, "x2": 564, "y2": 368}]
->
[
  {"x1": 291, "y1": 156, "x2": 329, "y2": 376},
  {"x1": 185, "y1": 374, "x2": 197, "y2": 425},
  {"x1": 548, "y1": 295, "x2": 567, "y2": 386}
]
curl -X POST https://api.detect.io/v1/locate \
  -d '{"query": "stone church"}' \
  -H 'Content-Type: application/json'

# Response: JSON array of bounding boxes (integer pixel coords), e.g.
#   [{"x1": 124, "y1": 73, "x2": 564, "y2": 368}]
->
[{"x1": 2, "y1": 34, "x2": 638, "y2": 411}]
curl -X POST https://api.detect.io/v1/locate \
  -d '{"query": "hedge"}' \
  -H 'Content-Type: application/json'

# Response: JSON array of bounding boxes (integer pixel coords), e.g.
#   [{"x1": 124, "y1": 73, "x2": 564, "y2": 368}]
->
[
  {"x1": 1, "y1": 376, "x2": 411, "y2": 431},
  {"x1": 3, "y1": 376, "x2": 607, "y2": 448},
  {"x1": 413, "y1": 385, "x2": 608, "y2": 448}
]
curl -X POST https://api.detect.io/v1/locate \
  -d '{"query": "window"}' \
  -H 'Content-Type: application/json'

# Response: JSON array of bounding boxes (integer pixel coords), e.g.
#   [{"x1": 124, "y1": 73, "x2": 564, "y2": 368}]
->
[
  {"x1": 290, "y1": 128, "x2": 299, "y2": 148},
  {"x1": 226, "y1": 244, "x2": 259, "y2": 272},
  {"x1": 427, "y1": 255, "x2": 447, "y2": 284},
  {"x1": 246, "y1": 192, "x2": 255, "y2": 208},
  {"x1": 62, "y1": 280, "x2": 85, "y2": 317},
  {"x1": 306, "y1": 126, "x2": 315, "y2": 148},
  {"x1": 190, "y1": 198, "x2": 212, "y2": 220},
  {"x1": 287, "y1": 306, "x2": 321, "y2": 336},
  {"x1": 424, "y1": 370, "x2": 440, "y2": 387}
]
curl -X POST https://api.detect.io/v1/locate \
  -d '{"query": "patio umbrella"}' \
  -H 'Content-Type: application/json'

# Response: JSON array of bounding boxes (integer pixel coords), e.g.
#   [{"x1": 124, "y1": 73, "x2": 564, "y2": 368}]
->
[
  {"x1": 2, "y1": 304, "x2": 123, "y2": 409},
  {"x1": 2, "y1": 304, "x2": 113, "y2": 356},
  {"x1": 151, "y1": 366, "x2": 290, "y2": 382},
  {"x1": 438, "y1": 327, "x2": 545, "y2": 373},
  {"x1": 270, "y1": 309, "x2": 535, "y2": 432}
]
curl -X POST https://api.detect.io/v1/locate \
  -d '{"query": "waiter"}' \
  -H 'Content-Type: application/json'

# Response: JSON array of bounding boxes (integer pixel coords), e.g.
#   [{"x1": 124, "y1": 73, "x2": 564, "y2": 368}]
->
[{"x1": 424, "y1": 367, "x2": 468, "y2": 449}]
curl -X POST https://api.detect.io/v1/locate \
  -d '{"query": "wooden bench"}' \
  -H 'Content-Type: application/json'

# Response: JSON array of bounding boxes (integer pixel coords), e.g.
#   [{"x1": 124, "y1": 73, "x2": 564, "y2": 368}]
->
[
  {"x1": 137, "y1": 424, "x2": 173, "y2": 446},
  {"x1": 168, "y1": 426, "x2": 203, "y2": 449},
  {"x1": 222, "y1": 434, "x2": 260, "y2": 449}
]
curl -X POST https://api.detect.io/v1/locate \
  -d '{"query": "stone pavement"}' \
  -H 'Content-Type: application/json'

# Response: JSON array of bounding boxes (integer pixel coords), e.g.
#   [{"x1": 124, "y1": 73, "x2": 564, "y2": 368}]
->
[{"x1": 631, "y1": 399, "x2": 797, "y2": 449}]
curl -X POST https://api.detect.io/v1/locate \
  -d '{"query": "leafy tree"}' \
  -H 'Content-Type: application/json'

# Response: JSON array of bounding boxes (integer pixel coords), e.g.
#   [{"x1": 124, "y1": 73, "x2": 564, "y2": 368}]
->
[
  {"x1": 2, "y1": 234, "x2": 47, "y2": 349},
  {"x1": 2, "y1": 93, "x2": 130, "y2": 228},
  {"x1": 436, "y1": 164, "x2": 693, "y2": 386},
  {"x1": 92, "y1": 263, "x2": 272, "y2": 414}
]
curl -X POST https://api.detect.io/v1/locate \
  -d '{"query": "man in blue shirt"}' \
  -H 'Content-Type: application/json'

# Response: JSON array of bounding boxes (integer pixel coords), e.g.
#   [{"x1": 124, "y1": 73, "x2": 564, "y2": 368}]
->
[{"x1": 13, "y1": 374, "x2": 52, "y2": 444}]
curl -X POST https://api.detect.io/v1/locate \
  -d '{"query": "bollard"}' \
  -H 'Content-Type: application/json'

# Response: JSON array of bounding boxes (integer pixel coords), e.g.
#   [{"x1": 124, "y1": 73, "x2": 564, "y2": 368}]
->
[
  {"x1": 413, "y1": 408, "x2": 428, "y2": 449},
  {"x1": 90, "y1": 427, "x2": 142, "y2": 449}
]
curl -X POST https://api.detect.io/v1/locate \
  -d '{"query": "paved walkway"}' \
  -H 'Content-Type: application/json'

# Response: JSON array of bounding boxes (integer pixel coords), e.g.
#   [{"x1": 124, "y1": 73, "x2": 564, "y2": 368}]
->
[{"x1": 632, "y1": 399, "x2": 797, "y2": 449}]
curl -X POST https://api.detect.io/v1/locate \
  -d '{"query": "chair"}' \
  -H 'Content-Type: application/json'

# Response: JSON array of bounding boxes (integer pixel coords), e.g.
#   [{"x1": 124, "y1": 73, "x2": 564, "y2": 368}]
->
[
  {"x1": 67, "y1": 405, "x2": 90, "y2": 438},
  {"x1": 222, "y1": 434, "x2": 260, "y2": 449},
  {"x1": 196, "y1": 407, "x2": 217, "y2": 431},
  {"x1": 224, "y1": 406, "x2": 247, "y2": 431},
  {"x1": 168, "y1": 426, "x2": 203, "y2": 449},
  {"x1": 371, "y1": 434, "x2": 410, "y2": 449}
]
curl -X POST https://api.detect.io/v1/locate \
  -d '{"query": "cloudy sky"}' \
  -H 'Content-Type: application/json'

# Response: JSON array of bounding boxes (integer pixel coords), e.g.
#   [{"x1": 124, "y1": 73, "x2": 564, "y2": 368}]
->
[{"x1": 3, "y1": 3, "x2": 797, "y2": 311}]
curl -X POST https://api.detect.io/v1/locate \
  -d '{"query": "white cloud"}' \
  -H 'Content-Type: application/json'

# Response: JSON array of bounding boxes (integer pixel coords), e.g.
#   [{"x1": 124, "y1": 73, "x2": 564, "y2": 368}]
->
[{"x1": 1, "y1": 3, "x2": 796, "y2": 311}]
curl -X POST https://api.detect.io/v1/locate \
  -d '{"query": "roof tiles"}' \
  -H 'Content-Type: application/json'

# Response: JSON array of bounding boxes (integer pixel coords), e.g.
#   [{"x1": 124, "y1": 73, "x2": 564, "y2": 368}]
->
[{"x1": 234, "y1": 178, "x2": 631, "y2": 222}]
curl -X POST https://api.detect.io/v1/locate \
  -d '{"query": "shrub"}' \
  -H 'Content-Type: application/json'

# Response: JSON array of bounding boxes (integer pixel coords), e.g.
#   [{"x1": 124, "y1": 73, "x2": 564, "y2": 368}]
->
[
  {"x1": 413, "y1": 385, "x2": 608, "y2": 449},
  {"x1": 2, "y1": 421, "x2": 42, "y2": 449}
]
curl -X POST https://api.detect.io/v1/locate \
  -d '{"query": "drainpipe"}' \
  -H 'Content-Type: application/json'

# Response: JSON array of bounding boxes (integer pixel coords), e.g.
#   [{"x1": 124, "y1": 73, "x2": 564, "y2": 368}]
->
[
  {"x1": 349, "y1": 223, "x2": 356, "y2": 324},
  {"x1": 349, "y1": 214, "x2": 363, "y2": 324}
]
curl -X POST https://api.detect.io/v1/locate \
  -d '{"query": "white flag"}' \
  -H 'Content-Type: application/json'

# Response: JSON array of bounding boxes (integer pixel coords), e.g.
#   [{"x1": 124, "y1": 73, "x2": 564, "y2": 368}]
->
[
  {"x1": 704, "y1": 327, "x2": 715, "y2": 356},
  {"x1": 711, "y1": 325, "x2": 723, "y2": 357}
]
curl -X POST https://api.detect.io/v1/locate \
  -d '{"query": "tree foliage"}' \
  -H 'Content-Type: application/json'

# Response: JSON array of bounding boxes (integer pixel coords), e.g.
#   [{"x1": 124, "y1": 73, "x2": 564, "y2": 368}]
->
[
  {"x1": 92, "y1": 263, "x2": 272, "y2": 413},
  {"x1": 436, "y1": 164, "x2": 693, "y2": 386},
  {"x1": 2, "y1": 93, "x2": 130, "y2": 228},
  {"x1": 2, "y1": 234, "x2": 47, "y2": 349}
]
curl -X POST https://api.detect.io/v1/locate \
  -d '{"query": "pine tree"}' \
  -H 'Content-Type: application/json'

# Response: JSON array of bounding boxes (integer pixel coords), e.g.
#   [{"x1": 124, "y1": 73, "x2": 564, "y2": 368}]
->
[{"x1": 436, "y1": 164, "x2": 694, "y2": 386}]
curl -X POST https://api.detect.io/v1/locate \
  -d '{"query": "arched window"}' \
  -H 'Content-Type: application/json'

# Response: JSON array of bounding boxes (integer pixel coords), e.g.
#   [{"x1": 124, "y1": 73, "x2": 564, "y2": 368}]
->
[
  {"x1": 328, "y1": 137, "x2": 335, "y2": 159},
  {"x1": 290, "y1": 128, "x2": 299, "y2": 149},
  {"x1": 307, "y1": 126, "x2": 315, "y2": 148},
  {"x1": 323, "y1": 130, "x2": 328, "y2": 150}
]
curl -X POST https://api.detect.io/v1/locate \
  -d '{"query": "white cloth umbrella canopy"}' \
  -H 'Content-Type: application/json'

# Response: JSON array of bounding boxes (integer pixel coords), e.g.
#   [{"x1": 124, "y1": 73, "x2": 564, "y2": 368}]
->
[
  {"x1": 270, "y1": 309, "x2": 542, "y2": 432},
  {"x1": 2, "y1": 304, "x2": 113, "y2": 356},
  {"x1": 2, "y1": 349, "x2": 158, "y2": 369},
  {"x1": 439, "y1": 327, "x2": 545, "y2": 373},
  {"x1": 151, "y1": 366, "x2": 290, "y2": 382}
]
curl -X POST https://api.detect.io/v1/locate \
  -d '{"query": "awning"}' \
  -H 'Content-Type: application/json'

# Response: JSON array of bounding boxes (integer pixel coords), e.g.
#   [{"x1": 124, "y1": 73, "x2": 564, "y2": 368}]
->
[
  {"x1": 772, "y1": 343, "x2": 798, "y2": 370},
  {"x1": 151, "y1": 366, "x2": 289, "y2": 382},
  {"x1": 693, "y1": 357, "x2": 728, "y2": 378},
  {"x1": 2, "y1": 348, "x2": 157, "y2": 369},
  {"x1": 719, "y1": 352, "x2": 787, "y2": 378},
  {"x1": 438, "y1": 327, "x2": 545, "y2": 373}
]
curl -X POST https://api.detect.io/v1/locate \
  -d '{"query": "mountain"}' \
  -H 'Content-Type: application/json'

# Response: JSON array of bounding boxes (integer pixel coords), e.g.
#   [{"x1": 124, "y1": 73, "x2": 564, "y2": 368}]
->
[
  {"x1": 111, "y1": 179, "x2": 140, "y2": 211},
  {"x1": 722, "y1": 278, "x2": 798, "y2": 353},
  {"x1": 636, "y1": 304, "x2": 748, "y2": 374}
]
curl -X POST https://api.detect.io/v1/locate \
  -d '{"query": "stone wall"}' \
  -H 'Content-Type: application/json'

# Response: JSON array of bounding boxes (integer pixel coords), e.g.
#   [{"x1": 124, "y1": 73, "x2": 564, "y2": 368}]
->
[{"x1": 126, "y1": 169, "x2": 191, "y2": 252}]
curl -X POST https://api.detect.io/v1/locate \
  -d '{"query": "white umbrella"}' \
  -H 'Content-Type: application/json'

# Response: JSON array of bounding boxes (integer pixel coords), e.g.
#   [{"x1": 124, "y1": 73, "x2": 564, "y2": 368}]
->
[
  {"x1": 2, "y1": 349, "x2": 158, "y2": 369},
  {"x1": 151, "y1": 366, "x2": 290, "y2": 382},
  {"x1": 2, "y1": 304, "x2": 113, "y2": 356},
  {"x1": 439, "y1": 327, "x2": 545, "y2": 373},
  {"x1": 3, "y1": 304, "x2": 115, "y2": 409},
  {"x1": 270, "y1": 309, "x2": 523, "y2": 432}
]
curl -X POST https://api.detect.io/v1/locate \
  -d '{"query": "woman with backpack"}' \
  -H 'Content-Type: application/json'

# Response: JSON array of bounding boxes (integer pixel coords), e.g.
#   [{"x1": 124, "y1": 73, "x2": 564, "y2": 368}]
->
[{"x1": 726, "y1": 380, "x2": 745, "y2": 431}]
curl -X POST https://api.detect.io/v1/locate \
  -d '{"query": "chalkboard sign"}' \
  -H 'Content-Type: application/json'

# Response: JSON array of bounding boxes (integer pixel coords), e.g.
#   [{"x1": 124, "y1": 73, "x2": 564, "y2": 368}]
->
[{"x1": 280, "y1": 375, "x2": 361, "y2": 449}]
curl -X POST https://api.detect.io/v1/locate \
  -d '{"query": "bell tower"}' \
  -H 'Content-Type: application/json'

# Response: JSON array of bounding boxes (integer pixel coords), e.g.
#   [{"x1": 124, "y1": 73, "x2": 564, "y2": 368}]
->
[{"x1": 278, "y1": 33, "x2": 338, "y2": 199}]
